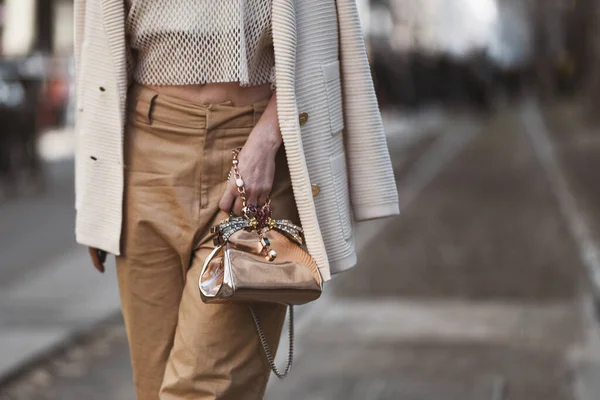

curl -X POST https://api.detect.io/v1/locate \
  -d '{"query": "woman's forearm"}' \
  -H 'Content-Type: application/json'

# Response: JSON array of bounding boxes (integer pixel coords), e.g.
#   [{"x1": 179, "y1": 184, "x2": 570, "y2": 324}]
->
[
  {"x1": 219, "y1": 91, "x2": 283, "y2": 213},
  {"x1": 246, "y1": 92, "x2": 282, "y2": 155}
]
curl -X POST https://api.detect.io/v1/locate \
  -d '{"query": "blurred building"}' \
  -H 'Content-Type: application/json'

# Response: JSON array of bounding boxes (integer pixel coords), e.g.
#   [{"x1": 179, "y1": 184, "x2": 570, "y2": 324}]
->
[
  {"x1": 529, "y1": 0, "x2": 600, "y2": 98},
  {"x1": 0, "y1": 0, "x2": 74, "y2": 196},
  {"x1": 364, "y1": 0, "x2": 534, "y2": 109},
  {"x1": 0, "y1": 0, "x2": 73, "y2": 56}
]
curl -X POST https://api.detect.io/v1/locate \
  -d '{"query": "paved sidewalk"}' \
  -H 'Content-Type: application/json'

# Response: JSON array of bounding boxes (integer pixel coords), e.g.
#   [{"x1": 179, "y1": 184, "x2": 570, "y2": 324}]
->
[
  {"x1": 530, "y1": 99, "x2": 600, "y2": 400},
  {"x1": 267, "y1": 105, "x2": 589, "y2": 400},
  {"x1": 0, "y1": 160, "x2": 121, "y2": 382},
  {"x1": 539, "y1": 100, "x2": 600, "y2": 299}
]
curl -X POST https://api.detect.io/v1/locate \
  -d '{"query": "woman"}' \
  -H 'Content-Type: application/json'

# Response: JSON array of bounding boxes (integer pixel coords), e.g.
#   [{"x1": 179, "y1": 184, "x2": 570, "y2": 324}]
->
[{"x1": 74, "y1": 0, "x2": 399, "y2": 398}]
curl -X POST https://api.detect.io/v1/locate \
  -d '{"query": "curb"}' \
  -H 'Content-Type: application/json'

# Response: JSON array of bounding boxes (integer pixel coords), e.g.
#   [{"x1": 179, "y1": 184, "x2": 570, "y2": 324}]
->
[{"x1": 0, "y1": 312, "x2": 124, "y2": 395}]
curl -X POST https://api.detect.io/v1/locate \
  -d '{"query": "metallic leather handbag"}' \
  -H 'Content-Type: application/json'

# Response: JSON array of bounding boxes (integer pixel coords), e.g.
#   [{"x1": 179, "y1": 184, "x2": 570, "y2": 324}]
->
[{"x1": 199, "y1": 148, "x2": 323, "y2": 378}]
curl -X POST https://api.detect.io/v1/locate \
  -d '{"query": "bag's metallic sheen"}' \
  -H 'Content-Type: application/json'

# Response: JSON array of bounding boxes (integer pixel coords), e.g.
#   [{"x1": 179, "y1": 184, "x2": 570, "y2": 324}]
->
[
  {"x1": 199, "y1": 148, "x2": 322, "y2": 379},
  {"x1": 199, "y1": 218, "x2": 323, "y2": 305}
]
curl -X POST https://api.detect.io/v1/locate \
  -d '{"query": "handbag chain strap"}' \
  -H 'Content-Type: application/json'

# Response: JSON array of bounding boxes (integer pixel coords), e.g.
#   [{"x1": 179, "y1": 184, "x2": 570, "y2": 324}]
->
[
  {"x1": 232, "y1": 147, "x2": 294, "y2": 378},
  {"x1": 231, "y1": 148, "x2": 273, "y2": 256},
  {"x1": 249, "y1": 305, "x2": 294, "y2": 379},
  {"x1": 231, "y1": 147, "x2": 249, "y2": 209}
]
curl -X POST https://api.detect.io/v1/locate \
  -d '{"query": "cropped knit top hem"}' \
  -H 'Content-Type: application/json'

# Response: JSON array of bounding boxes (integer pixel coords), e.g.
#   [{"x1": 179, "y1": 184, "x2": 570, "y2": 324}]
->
[{"x1": 125, "y1": 0, "x2": 275, "y2": 87}]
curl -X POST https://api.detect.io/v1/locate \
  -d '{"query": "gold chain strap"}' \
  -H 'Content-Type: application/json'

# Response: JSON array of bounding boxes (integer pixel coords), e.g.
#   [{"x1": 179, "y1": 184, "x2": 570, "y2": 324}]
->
[
  {"x1": 231, "y1": 147, "x2": 248, "y2": 210},
  {"x1": 230, "y1": 147, "x2": 277, "y2": 260},
  {"x1": 230, "y1": 147, "x2": 272, "y2": 213}
]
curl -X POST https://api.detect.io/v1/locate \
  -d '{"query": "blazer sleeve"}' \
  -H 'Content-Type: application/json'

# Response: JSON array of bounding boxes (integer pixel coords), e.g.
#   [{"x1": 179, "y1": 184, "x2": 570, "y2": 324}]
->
[{"x1": 335, "y1": 0, "x2": 400, "y2": 221}]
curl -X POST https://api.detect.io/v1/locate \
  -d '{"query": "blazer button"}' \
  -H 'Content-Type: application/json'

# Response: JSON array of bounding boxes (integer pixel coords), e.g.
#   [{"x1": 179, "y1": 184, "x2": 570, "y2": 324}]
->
[
  {"x1": 311, "y1": 184, "x2": 321, "y2": 197},
  {"x1": 299, "y1": 112, "x2": 309, "y2": 126}
]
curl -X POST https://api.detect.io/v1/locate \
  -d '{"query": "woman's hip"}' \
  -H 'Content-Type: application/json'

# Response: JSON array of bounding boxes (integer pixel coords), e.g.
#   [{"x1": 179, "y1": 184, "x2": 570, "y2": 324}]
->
[{"x1": 120, "y1": 84, "x2": 297, "y2": 255}]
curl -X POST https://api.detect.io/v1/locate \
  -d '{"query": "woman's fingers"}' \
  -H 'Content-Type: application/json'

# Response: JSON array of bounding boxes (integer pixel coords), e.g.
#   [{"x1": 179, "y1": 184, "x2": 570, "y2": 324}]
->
[
  {"x1": 218, "y1": 181, "x2": 247, "y2": 216},
  {"x1": 218, "y1": 158, "x2": 275, "y2": 215},
  {"x1": 247, "y1": 187, "x2": 259, "y2": 210},
  {"x1": 257, "y1": 193, "x2": 269, "y2": 207},
  {"x1": 218, "y1": 181, "x2": 237, "y2": 214},
  {"x1": 88, "y1": 247, "x2": 106, "y2": 273},
  {"x1": 232, "y1": 196, "x2": 244, "y2": 216},
  {"x1": 246, "y1": 183, "x2": 271, "y2": 209}
]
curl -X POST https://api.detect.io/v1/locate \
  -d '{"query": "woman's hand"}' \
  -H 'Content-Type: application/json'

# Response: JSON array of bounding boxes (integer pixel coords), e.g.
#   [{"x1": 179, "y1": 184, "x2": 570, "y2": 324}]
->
[
  {"x1": 219, "y1": 93, "x2": 282, "y2": 215},
  {"x1": 88, "y1": 247, "x2": 107, "y2": 273}
]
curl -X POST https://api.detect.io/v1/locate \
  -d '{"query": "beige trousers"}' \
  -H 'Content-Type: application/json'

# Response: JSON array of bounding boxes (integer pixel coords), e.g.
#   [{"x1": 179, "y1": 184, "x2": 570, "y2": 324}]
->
[{"x1": 116, "y1": 85, "x2": 298, "y2": 399}]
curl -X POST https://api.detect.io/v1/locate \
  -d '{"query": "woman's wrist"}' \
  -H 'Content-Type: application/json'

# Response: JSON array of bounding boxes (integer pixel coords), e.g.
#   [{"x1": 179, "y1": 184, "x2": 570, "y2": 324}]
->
[
  {"x1": 249, "y1": 124, "x2": 281, "y2": 154},
  {"x1": 246, "y1": 92, "x2": 282, "y2": 155}
]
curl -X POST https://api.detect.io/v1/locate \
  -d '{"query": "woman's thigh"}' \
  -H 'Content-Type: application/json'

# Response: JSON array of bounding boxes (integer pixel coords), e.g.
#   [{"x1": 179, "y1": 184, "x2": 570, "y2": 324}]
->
[
  {"x1": 116, "y1": 247, "x2": 185, "y2": 399},
  {"x1": 160, "y1": 246, "x2": 288, "y2": 400},
  {"x1": 117, "y1": 94, "x2": 207, "y2": 398}
]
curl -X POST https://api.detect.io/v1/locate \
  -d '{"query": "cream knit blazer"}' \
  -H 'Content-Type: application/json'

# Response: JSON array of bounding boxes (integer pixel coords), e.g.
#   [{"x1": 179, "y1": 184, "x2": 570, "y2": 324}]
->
[{"x1": 74, "y1": 0, "x2": 399, "y2": 281}]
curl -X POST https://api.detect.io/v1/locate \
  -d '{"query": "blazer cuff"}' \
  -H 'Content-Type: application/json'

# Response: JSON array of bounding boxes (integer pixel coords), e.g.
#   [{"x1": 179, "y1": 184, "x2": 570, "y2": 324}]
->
[{"x1": 353, "y1": 202, "x2": 400, "y2": 222}]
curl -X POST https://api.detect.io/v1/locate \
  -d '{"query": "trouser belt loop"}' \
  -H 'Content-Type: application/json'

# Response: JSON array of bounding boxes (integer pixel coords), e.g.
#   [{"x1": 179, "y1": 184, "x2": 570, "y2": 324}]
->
[
  {"x1": 206, "y1": 104, "x2": 215, "y2": 131},
  {"x1": 138, "y1": 88, "x2": 158, "y2": 125}
]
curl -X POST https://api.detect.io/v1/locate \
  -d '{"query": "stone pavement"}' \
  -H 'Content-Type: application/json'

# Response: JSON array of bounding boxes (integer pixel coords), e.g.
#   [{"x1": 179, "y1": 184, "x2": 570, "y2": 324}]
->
[
  {"x1": 537, "y1": 100, "x2": 600, "y2": 299},
  {"x1": 267, "y1": 103, "x2": 593, "y2": 400},
  {"x1": 0, "y1": 160, "x2": 120, "y2": 382},
  {"x1": 2, "y1": 102, "x2": 600, "y2": 399}
]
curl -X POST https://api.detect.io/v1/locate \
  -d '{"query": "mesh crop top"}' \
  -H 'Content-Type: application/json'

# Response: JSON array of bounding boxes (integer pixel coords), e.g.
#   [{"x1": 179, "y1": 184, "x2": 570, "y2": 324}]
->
[{"x1": 125, "y1": 0, "x2": 275, "y2": 87}]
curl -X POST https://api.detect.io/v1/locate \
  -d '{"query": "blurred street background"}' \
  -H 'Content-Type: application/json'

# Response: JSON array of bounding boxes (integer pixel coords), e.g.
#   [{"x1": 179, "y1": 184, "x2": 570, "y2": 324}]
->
[{"x1": 3, "y1": 0, "x2": 600, "y2": 399}]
